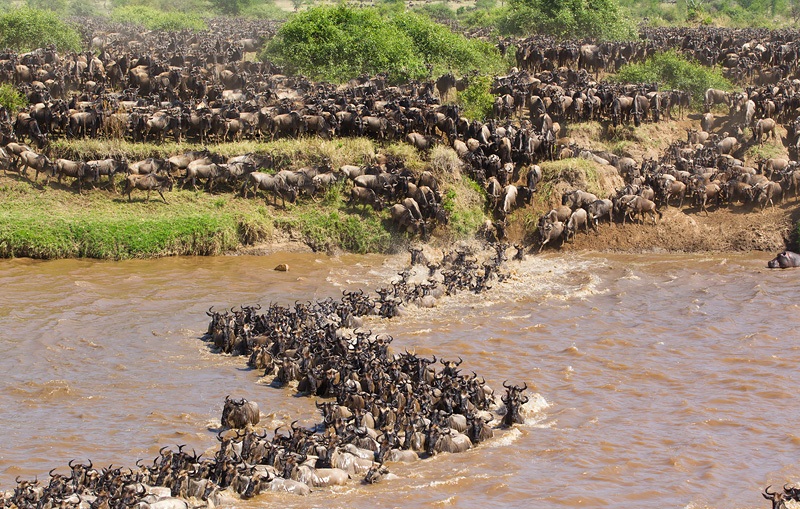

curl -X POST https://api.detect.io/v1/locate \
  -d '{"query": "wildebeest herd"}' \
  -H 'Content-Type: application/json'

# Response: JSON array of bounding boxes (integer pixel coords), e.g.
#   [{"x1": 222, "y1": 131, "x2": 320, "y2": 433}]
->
[
  {"x1": 1, "y1": 243, "x2": 531, "y2": 507},
  {"x1": 3, "y1": 21, "x2": 800, "y2": 249},
  {"x1": 3, "y1": 16, "x2": 800, "y2": 507}
]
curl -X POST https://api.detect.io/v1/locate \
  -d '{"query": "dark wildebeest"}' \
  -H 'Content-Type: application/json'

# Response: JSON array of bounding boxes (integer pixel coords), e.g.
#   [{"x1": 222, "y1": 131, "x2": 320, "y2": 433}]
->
[
  {"x1": 86, "y1": 158, "x2": 128, "y2": 191},
  {"x1": 221, "y1": 396, "x2": 260, "y2": 429}
]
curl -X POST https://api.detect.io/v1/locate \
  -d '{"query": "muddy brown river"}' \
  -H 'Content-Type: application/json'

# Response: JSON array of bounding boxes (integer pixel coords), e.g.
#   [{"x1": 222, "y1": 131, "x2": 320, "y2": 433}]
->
[{"x1": 1, "y1": 251, "x2": 798, "y2": 508}]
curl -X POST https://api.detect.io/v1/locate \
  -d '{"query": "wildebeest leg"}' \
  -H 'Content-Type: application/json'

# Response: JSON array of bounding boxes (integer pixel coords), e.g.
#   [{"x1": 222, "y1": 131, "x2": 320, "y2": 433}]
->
[
  {"x1": 158, "y1": 189, "x2": 168, "y2": 204},
  {"x1": 146, "y1": 189, "x2": 151, "y2": 203}
]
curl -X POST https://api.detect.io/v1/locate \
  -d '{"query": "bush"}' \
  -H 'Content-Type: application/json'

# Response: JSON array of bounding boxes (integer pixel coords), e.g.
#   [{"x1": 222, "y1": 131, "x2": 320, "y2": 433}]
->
[
  {"x1": 262, "y1": 5, "x2": 505, "y2": 83},
  {"x1": 27, "y1": 0, "x2": 67, "y2": 13},
  {"x1": 412, "y1": 2, "x2": 457, "y2": 22},
  {"x1": 111, "y1": 5, "x2": 206, "y2": 30},
  {"x1": 0, "y1": 84, "x2": 27, "y2": 114},
  {"x1": 68, "y1": 0, "x2": 100, "y2": 16},
  {"x1": 0, "y1": 8, "x2": 82, "y2": 52},
  {"x1": 499, "y1": 0, "x2": 635, "y2": 39},
  {"x1": 458, "y1": 74, "x2": 494, "y2": 120},
  {"x1": 613, "y1": 50, "x2": 733, "y2": 105},
  {"x1": 241, "y1": 0, "x2": 287, "y2": 19},
  {"x1": 210, "y1": 0, "x2": 253, "y2": 15}
]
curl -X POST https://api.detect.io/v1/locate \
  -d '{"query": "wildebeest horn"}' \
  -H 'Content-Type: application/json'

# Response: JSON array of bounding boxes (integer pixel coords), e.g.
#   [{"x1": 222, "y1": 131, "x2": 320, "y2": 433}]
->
[
  {"x1": 206, "y1": 306, "x2": 214, "y2": 316},
  {"x1": 49, "y1": 468, "x2": 57, "y2": 477},
  {"x1": 503, "y1": 380, "x2": 511, "y2": 389},
  {"x1": 159, "y1": 446, "x2": 169, "y2": 455},
  {"x1": 15, "y1": 476, "x2": 21, "y2": 484},
  {"x1": 456, "y1": 357, "x2": 462, "y2": 365},
  {"x1": 87, "y1": 460, "x2": 92, "y2": 469},
  {"x1": 765, "y1": 485, "x2": 775, "y2": 495},
  {"x1": 69, "y1": 459, "x2": 76, "y2": 468},
  {"x1": 521, "y1": 382, "x2": 528, "y2": 391}
]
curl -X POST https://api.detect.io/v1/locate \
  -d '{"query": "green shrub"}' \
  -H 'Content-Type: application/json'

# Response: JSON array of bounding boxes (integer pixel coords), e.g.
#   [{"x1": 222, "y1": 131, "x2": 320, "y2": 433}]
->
[
  {"x1": 241, "y1": 0, "x2": 288, "y2": 19},
  {"x1": 0, "y1": 84, "x2": 28, "y2": 114},
  {"x1": 0, "y1": 8, "x2": 82, "y2": 52},
  {"x1": 412, "y1": 2, "x2": 457, "y2": 22},
  {"x1": 27, "y1": 0, "x2": 67, "y2": 13},
  {"x1": 68, "y1": 0, "x2": 101, "y2": 16},
  {"x1": 262, "y1": 5, "x2": 505, "y2": 83},
  {"x1": 498, "y1": 0, "x2": 635, "y2": 39},
  {"x1": 210, "y1": 0, "x2": 253, "y2": 16},
  {"x1": 111, "y1": 5, "x2": 207, "y2": 30},
  {"x1": 458, "y1": 74, "x2": 494, "y2": 120},
  {"x1": 613, "y1": 50, "x2": 733, "y2": 105}
]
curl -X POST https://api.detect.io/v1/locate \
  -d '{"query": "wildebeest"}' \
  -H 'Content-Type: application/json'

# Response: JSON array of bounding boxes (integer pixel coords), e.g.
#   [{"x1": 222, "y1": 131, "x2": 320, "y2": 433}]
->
[
  {"x1": 704, "y1": 88, "x2": 730, "y2": 112},
  {"x1": 753, "y1": 117, "x2": 777, "y2": 145},
  {"x1": 538, "y1": 211, "x2": 565, "y2": 252},
  {"x1": 348, "y1": 187, "x2": 383, "y2": 211},
  {"x1": 242, "y1": 172, "x2": 296, "y2": 206},
  {"x1": 123, "y1": 173, "x2": 174, "y2": 203},
  {"x1": 53, "y1": 158, "x2": 94, "y2": 194},
  {"x1": 18, "y1": 150, "x2": 53, "y2": 182},
  {"x1": 86, "y1": 157, "x2": 128, "y2": 191},
  {"x1": 221, "y1": 396, "x2": 260, "y2": 429},
  {"x1": 622, "y1": 195, "x2": 661, "y2": 225}
]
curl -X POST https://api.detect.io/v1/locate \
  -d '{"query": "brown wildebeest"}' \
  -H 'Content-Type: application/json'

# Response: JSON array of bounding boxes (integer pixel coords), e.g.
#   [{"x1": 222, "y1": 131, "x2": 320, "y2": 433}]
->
[
  {"x1": 123, "y1": 173, "x2": 174, "y2": 203},
  {"x1": 753, "y1": 118, "x2": 777, "y2": 145},
  {"x1": 623, "y1": 196, "x2": 662, "y2": 225}
]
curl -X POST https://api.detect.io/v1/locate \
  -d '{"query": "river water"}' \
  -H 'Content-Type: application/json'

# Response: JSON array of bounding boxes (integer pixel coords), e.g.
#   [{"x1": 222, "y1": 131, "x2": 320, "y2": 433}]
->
[{"x1": 0, "y1": 251, "x2": 798, "y2": 509}]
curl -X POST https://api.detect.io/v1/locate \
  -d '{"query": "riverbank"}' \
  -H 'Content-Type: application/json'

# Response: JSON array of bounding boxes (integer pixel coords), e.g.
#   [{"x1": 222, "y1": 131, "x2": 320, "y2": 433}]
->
[{"x1": 1, "y1": 130, "x2": 797, "y2": 259}]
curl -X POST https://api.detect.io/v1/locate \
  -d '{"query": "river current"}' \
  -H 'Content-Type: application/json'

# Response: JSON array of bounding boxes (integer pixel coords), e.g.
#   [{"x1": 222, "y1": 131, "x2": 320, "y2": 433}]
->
[{"x1": 1, "y1": 251, "x2": 797, "y2": 509}]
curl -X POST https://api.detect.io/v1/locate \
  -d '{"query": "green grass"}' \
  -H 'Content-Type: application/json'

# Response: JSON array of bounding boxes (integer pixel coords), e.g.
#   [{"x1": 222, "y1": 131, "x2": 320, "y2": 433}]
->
[
  {"x1": 1, "y1": 137, "x2": 487, "y2": 259},
  {"x1": 0, "y1": 177, "x2": 271, "y2": 258}
]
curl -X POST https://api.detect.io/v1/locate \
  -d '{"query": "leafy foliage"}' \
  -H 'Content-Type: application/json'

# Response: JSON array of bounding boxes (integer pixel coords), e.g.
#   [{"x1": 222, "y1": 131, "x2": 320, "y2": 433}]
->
[
  {"x1": 412, "y1": 2, "x2": 457, "y2": 22},
  {"x1": 501, "y1": 0, "x2": 635, "y2": 39},
  {"x1": 68, "y1": 0, "x2": 101, "y2": 16},
  {"x1": 241, "y1": 0, "x2": 288, "y2": 19},
  {"x1": 27, "y1": 0, "x2": 67, "y2": 14},
  {"x1": 458, "y1": 74, "x2": 495, "y2": 120},
  {"x1": 209, "y1": 0, "x2": 253, "y2": 16},
  {"x1": 0, "y1": 8, "x2": 82, "y2": 52},
  {"x1": 0, "y1": 84, "x2": 27, "y2": 114},
  {"x1": 111, "y1": 5, "x2": 207, "y2": 30},
  {"x1": 613, "y1": 50, "x2": 733, "y2": 105},
  {"x1": 262, "y1": 5, "x2": 505, "y2": 83}
]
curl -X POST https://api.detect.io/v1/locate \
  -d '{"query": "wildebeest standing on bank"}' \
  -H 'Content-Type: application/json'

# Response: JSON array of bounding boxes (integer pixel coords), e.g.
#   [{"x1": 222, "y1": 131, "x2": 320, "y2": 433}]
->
[{"x1": 123, "y1": 173, "x2": 174, "y2": 203}]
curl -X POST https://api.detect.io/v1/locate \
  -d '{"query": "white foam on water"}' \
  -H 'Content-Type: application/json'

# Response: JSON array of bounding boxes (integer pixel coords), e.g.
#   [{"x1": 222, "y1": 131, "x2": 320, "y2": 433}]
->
[{"x1": 486, "y1": 427, "x2": 523, "y2": 448}]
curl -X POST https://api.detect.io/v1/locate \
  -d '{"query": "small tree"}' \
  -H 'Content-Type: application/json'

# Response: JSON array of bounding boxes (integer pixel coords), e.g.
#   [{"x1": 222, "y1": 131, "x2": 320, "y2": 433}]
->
[
  {"x1": 26, "y1": 0, "x2": 67, "y2": 13},
  {"x1": 0, "y1": 9, "x2": 82, "y2": 52},
  {"x1": 290, "y1": 0, "x2": 304, "y2": 11},
  {"x1": 210, "y1": 0, "x2": 254, "y2": 15},
  {"x1": 0, "y1": 84, "x2": 27, "y2": 114}
]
